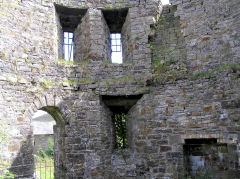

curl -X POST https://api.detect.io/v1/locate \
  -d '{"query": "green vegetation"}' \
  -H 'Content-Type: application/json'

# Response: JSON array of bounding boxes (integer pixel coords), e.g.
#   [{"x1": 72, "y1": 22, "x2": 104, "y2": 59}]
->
[
  {"x1": 38, "y1": 139, "x2": 54, "y2": 159},
  {"x1": 0, "y1": 52, "x2": 6, "y2": 60},
  {"x1": 79, "y1": 60, "x2": 91, "y2": 67},
  {"x1": 113, "y1": 113, "x2": 127, "y2": 149},
  {"x1": 64, "y1": 78, "x2": 77, "y2": 84},
  {"x1": 103, "y1": 61, "x2": 112, "y2": 65},
  {"x1": 111, "y1": 75, "x2": 133, "y2": 83},
  {"x1": 151, "y1": 15, "x2": 168, "y2": 31},
  {"x1": 0, "y1": 120, "x2": 15, "y2": 178},
  {"x1": 56, "y1": 59, "x2": 76, "y2": 66},
  {"x1": 190, "y1": 63, "x2": 240, "y2": 80},
  {"x1": 42, "y1": 79, "x2": 52, "y2": 89},
  {"x1": 34, "y1": 156, "x2": 54, "y2": 179},
  {"x1": 34, "y1": 139, "x2": 54, "y2": 179},
  {"x1": 79, "y1": 78, "x2": 93, "y2": 83},
  {"x1": 150, "y1": 45, "x2": 184, "y2": 82},
  {"x1": 151, "y1": 45, "x2": 175, "y2": 65}
]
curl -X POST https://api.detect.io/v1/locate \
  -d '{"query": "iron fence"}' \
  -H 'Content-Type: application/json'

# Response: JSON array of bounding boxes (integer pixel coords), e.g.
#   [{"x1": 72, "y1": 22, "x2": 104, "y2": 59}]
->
[{"x1": 34, "y1": 159, "x2": 54, "y2": 179}]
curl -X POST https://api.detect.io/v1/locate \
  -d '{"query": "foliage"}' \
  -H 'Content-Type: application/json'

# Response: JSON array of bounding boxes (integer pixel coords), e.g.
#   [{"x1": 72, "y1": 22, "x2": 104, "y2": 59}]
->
[
  {"x1": 150, "y1": 44, "x2": 184, "y2": 83},
  {"x1": 63, "y1": 78, "x2": 77, "y2": 84},
  {"x1": 42, "y1": 79, "x2": 51, "y2": 89},
  {"x1": 56, "y1": 59, "x2": 76, "y2": 66},
  {"x1": 78, "y1": 78, "x2": 93, "y2": 83},
  {"x1": 111, "y1": 75, "x2": 133, "y2": 83},
  {"x1": 113, "y1": 113, "x2": 127, "y2": 149},
  {"x1": 0, "y1": 120, "x2": 15, "y2": 178},
  {"x1": 151, "y1": 45, "x2": 175, "y2": 66},
  {"x1": 152, "y1": 15, "x2": 169, "y2": 30},
  {"x1": 190, "y1": 63, "x2": 240, "y2": 80},
  {"x1": 38, "y1": 139, "x2": 54, "y2": 159},
  {"x1": 35, "y1": 139, "x2": 54, "y2": 179}
]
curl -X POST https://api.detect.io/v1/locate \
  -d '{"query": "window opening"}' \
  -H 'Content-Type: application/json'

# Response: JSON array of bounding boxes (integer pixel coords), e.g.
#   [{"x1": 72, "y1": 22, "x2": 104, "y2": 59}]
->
[
  {"x1": 183, "y1": 138, "x2": 229, "y2": 178},
  {"x1": 101, "y1": 95, "x2": 143, "y2": 150},
  {"x1": 63, "y1": 32, "x2": 74, "y2": 61},
  {"x1": 161, "y1": 0, "x2": 170, "y2": 5},
  {"x1": 111, "y1": 33, "x2": 122, "y2": 64},
  {"x1": 113, "y1": 113, "x2": 127, "y2": 149}
]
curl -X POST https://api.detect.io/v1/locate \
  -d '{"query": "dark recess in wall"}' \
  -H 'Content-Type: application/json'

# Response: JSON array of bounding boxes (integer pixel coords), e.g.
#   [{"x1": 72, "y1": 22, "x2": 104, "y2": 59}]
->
[
  {"x1": 102, "y1": 8, "x2": 129, "y2": 33},
  {"x1": 55, "y1": 4, "x2": 88, "y2": 31},
  {"x1": 101, "y1": 94, "x2": 142, "y2": 113}
]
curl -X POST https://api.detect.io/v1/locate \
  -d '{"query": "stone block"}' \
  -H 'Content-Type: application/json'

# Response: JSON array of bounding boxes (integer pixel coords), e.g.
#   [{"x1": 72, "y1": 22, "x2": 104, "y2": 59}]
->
[{"x1": 169, "y1": 135, "x2": 181, "y2": 145}]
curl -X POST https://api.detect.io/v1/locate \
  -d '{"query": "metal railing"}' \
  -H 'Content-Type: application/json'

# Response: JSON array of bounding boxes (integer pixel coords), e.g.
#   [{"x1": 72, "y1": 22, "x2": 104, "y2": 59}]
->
[{"x1": 34, "y1": 159, "x2": 54, "y2": 179}]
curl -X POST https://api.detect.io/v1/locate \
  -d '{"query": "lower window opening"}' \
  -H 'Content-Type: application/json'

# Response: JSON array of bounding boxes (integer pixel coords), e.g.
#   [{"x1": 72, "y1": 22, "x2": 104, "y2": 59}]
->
[
  {"x1": 101, "y1": 95, "x2": 143, "y2": 150},
  {"x1": 113, "y1": 113, "x2": 127, "y2": 149},
  {"x1": 183, "y1": 138, "x2": 230, "y2": 178}
]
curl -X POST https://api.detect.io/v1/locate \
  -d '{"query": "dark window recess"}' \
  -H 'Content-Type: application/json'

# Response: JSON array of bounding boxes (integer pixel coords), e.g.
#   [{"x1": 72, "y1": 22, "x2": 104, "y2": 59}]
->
[
  {"x1": 113, "y1": 113, "x2": 127, "y2": 149},
  {"x1": 63, "y1": 32, "x2": 74, "y2": 61},
  {"x1": 55, "y1": 4, "x2": 87, "y2": 61},
  {"x1": 101, "y1": 95, "x2": 143, "y2": 150},
  {"x1": 183, "y1": 138, "x2": 229, "y2": 178},
  {"x1": 102, "y1": 8, "x2": 128, "y2": 33},
  {"x1": 55, "y1": 4, "x2": 87, "y2": 31}
]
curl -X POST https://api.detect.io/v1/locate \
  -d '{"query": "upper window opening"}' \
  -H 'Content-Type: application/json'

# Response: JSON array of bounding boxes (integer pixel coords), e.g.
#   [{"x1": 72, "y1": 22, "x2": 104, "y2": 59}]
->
[
  {"x1": 111, "y1": 33, "x2": 122, "y2": 64},
  {"x1": 55, "y1": 4, "x2": 87, "y2": 31},
  {"x1": 161, "y1": 0, "x2": 170, "y2": 5},
  {"x1": 55, "y1": 4, "x2": 87, "y2": 61},
  {"x1": 64, "y1": 32, "x2": 74, "y2": 61},
  {"x1": 102, "y1": 9, "x2": 128, "y2": 63},
  {"x1": 102, "y1": 8, "x2": 128, "y2": 33}
]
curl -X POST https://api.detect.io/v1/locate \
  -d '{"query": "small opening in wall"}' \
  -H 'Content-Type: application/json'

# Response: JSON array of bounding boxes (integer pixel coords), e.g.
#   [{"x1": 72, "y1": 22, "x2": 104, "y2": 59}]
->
[
  {"x1": 32, "y1": 110, "x2": 56, "y2": 178},
  {"x1": 113, "y1": 113, "x2": 127, "y2": 149},
  {"x1": 111, "y1": 33, "x2": 122, "y2": 64},
  {"x1": 63, "y1": 32, "x2": 74, "y2": 61},
  {"x1": 161, "y1": 0, "x2": 170, "y2": 5},
  {"x1": 101, "y1": 95, "x2": 143, "y2": 150},
  {"x1": 183, "y1": 138, "x2": 229, "y2": 178}
]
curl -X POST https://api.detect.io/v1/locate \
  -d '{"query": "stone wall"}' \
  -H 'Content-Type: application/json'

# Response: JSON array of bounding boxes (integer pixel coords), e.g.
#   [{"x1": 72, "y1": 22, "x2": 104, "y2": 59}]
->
[
  {"x1": 33, "y1": 134, "x2": 54, "y2": 155},
  {"x1": 0, "y1": 0, "x2": 240, "y2": 178}
]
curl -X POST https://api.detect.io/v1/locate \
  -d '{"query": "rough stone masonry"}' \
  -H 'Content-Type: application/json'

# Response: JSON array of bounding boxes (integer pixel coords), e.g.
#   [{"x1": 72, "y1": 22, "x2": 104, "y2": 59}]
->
[{"x1": 0, "y1": 0, "x2": 240, "y2": 178}]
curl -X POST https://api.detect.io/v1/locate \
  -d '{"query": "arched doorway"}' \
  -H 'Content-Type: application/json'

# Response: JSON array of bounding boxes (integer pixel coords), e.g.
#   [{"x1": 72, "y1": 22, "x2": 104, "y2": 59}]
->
[
  {"x1": 32, "y1": 110, "x2": 55, "y2": 178},
  {"x1": 31, "y1": 106, "x2": 66, "y2": 179}
]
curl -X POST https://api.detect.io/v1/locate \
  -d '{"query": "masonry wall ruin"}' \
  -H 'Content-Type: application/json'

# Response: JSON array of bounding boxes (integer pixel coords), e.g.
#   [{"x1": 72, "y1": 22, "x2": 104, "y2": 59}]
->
[{"x1": 0, "y1": 0, "x2": 240, "y2": 178}]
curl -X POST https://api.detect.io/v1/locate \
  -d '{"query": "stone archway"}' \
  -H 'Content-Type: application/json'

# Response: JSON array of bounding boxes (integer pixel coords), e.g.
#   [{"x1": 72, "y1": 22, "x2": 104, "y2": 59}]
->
[
  {"x1": 31, "y1": 106, "x2": 66, "y2": 179},
  {"x1": 8, "y1": 94, "x2": 67, "y2": 178},
  {"x1": 40, "y1": 106, "x2": 67, "y2": 179}
]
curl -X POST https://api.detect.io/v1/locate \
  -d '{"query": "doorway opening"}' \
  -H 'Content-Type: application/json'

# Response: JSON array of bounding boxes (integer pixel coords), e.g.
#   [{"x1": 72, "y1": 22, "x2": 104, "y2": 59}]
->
[
  {"x1": 32, "y1": 110, "x2": 55, "y2": 179},
  {"x1": 183, "y1": 138, "x2": 234, "y2": 178}
]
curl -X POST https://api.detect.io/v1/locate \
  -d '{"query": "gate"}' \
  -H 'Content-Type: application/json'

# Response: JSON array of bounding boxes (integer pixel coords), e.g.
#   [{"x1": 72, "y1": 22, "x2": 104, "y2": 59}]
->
[{"x1": 34, "y1": 159, "x2": 54, "y2": 179}]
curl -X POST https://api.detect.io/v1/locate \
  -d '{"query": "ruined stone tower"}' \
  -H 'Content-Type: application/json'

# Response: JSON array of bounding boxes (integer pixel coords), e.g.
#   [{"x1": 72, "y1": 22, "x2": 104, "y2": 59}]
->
[{"x1": 0, "y1": 0, "x2": 240, "y2": 178}]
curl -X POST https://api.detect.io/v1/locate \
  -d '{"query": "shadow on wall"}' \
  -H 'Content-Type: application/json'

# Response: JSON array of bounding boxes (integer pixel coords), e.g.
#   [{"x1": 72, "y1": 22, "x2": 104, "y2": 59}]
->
[{"x1": 9, "y1": 135, "x2": 34, "y2": 178}]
